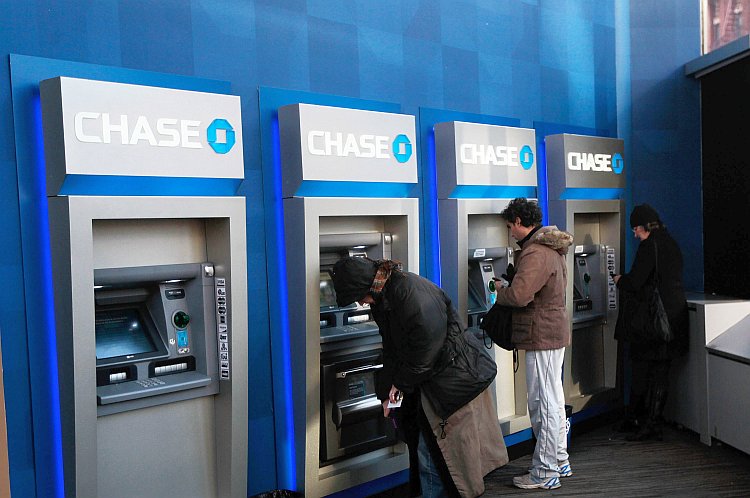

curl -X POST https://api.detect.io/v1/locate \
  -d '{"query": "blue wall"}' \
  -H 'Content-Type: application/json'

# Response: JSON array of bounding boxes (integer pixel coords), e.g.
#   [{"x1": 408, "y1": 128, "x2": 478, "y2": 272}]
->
[
  {"x1": 0, "y1": 1, "x2": 702, "y2": 496},
  {"x1": 628, "y1": 2, "x2": 703, "y2": 289}
]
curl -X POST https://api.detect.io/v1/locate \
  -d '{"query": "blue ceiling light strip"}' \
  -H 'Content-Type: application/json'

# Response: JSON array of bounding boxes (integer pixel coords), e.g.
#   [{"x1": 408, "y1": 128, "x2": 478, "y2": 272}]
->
[
  {"x1": 295, "y1": 180, "x2": 414, "y2": 198},
  {"x1": 450, "y1": 185, "x2": 537, "y2": 199},
  {"x1": 59, "y1": 175, "x2": 242, "y2": 196},
  {"x1": 560, "y1": 187, "x2": 624, "y2": 200}
]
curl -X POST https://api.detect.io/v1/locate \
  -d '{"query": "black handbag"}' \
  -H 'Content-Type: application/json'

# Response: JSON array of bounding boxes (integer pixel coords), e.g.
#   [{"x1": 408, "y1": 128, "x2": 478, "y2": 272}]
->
[{"x1": 479, "y1": 303, "x2": 514, "y2": 351}]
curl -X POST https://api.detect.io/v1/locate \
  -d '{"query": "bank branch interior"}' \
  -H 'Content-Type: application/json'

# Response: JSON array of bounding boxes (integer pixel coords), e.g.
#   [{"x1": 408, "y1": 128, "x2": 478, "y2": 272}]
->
[{"x1": 2, "y1": 2, "x2": 750, "y2": 497}]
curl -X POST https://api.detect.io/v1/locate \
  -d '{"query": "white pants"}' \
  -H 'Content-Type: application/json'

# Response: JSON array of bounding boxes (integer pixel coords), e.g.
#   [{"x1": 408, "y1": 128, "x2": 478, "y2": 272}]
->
[{"x1": 525, "y1": 348, "x2": 569, "y2": 479}]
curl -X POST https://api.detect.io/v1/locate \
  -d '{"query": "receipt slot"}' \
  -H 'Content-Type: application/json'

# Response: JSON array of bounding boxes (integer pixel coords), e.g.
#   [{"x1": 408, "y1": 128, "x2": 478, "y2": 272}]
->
[
  {"x1": 546, "y1": 133, "x2": 624, "y2": 414},
  {"x1": 434, "y1": 121, "x2": 538, "y2": 436},
  {"x1": 41, "y1": 77, "x2": 248, "y2": 498}
]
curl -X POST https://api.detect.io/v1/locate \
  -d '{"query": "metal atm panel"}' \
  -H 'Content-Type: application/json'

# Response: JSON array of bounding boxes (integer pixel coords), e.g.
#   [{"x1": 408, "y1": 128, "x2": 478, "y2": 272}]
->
[
  {"x1": 467, "y1": 247, "x2": 512, "y2": 329},
  {"x1": 317, "y1": 231, "x2": 397, "y2": 464},
  {"x1": 93, "y1": 263, "x2": 218, "y2": 414}
]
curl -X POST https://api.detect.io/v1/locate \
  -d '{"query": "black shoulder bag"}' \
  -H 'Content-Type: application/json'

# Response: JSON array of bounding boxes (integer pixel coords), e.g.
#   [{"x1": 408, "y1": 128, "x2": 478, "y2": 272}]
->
[{"x1": 633, "y1": 241, "x2": 674, "y2": 344}]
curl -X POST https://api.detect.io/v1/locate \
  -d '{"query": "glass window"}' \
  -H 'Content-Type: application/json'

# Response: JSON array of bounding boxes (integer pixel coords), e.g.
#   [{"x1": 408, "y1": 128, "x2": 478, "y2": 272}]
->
[{"x1": 704, "y1": 0, "x2": 750, "y2": 54}]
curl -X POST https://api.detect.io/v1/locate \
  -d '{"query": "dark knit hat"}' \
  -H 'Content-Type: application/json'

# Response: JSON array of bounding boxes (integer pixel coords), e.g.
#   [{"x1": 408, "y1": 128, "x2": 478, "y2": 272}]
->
[
  {"x1": 629, "y1": 204, "x2": 660, "y2": 228},
  {"x1": 331, "y1": 257, "x2": 378, "y2": 307}
]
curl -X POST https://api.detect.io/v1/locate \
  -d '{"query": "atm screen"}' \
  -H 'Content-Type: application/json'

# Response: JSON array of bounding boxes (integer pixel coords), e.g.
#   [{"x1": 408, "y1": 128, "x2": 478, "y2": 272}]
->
[
  {"x1": 467, "y1": 279, "x2": 486, "y2": 312},
  {"x1": 96, "y1": 307, "x2": 158, "y2": 360},
  {"x1": 320, "y1": 271, "x2": 337, "y2": 310}
]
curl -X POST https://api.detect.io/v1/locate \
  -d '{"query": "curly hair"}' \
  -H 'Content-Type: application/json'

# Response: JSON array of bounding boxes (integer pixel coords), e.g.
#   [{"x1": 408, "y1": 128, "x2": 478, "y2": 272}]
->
[{"x1": 500, "y1": 198, "x2": 542, "y2": 228}]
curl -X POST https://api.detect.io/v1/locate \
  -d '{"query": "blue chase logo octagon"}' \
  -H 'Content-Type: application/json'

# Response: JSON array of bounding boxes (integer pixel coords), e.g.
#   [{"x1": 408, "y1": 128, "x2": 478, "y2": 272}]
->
[{"x1": 207, "y1": 118, "x2": 236, "y2": 154}]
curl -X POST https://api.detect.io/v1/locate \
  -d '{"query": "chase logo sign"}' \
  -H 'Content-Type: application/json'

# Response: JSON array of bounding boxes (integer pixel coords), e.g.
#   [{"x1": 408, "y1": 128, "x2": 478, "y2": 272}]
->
[
  {"x1": 459, "y1": 143, "x2": 534, "y2": 170},
  {"x1": 40, "y1": 77, "x2": 244, "y2": 181},
  {"x1": 280, "y1": 103, "x2": 418, "y2": 186},
  {"x1": 433, "y1": 121, "x2": 537, "y2": 194},
  {"x1": 73, "y1": 113, "x2": 237, "y2": 155},
  {"x1": 207, "y1": 119, "x2": 236, "y2": 154},
  {"x1": 306, "y1": 130, "x2": 413, "y2": 164},
  {"x1": 567, "y1": 151, "x2": 625, "y2": 175},
  {"x1": 392, "y1": 134, "x2": 412, "y2": 163}
]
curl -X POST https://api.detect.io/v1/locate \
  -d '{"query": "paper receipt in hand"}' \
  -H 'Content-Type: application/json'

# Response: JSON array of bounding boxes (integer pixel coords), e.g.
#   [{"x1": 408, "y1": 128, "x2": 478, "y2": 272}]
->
[{"x1": 387, "y1": 391, "x2": 403, "y2": 409}]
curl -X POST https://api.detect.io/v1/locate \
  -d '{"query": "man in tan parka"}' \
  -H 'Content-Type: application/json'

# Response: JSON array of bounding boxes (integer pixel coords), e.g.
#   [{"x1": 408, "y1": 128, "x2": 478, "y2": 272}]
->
[{"x1": 494, "y1": 198, "x2": 574, "y2": 491}]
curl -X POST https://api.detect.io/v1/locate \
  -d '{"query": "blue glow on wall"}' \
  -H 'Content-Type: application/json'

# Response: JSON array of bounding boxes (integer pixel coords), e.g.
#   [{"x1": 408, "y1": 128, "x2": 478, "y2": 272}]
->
[
  {"x1": 271, "y1": 116, "x2": 297, "y2": 488},
  {"x1": 450, "y1": 185, "x2": 537, "y2": 199},
  {"x1": 295, "y1": 181, "x2": 414, "y2": 198},
  {"x1": 559, "y1": 188, "x2": 624, "y2": 200},
  {"x1": 32, "y1": 95, "x2": 64, "y2": 498}
]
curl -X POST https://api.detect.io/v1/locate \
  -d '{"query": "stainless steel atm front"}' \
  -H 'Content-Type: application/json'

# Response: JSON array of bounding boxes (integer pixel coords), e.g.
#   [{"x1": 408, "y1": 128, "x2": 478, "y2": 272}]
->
[
  {"x1": 546, "y1": 133, "x2": 625, "y2": 415},
  {"x1": 434, "y1": 120, "x2": 538, "y2": 437},
  {"x1": 93, "y1": 263, "x2": 219, "y2": 414},
  {"x1": 318, "y1": 232, "x2": 396, "y2": 464},
  {"x1": 277, "y1": 102, "x2": 418, "y2": 496},
  {"x1": 41, "y1": 77, "x2": 248, "y2": 498}
]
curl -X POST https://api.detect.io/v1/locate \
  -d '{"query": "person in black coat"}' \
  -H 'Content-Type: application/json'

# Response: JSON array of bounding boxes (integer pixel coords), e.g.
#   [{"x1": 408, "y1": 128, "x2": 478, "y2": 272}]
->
[
  {"x1": 613, "y1": 204, "x2": 689, "y2": 441},
  {"x1": 332, "y1": 257, "x2": 508, "y2": 497}
]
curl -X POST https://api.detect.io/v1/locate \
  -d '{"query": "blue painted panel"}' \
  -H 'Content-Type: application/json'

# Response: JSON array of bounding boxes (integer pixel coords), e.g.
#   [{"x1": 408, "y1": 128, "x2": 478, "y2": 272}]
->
[
  {"x1": 295, "y1": 181, "x2": 414, "y2": 198},
  {"x1": 354, "y1": 0, "x2": 404, "y2": 33},
  {"x1": 118, "y1": 0, "x2": 195, "y2": 74},
  {"x1": 58, "y1": 176, "x2": 242, "y2": 196},
  {"x1": 308, "y1": 17, "x2": 360, "y2": 96},
  {"x1": 442, "y1": 46, "x2": 480, "y2": 113},
  {"x1": 402, "y1": 37, "x2": 443, "y2": 108},
  {"x1": 254, "y1": 4, "x2": 310, "y2": 90},
  {"x1": 440, "y1": 0, "x2": 478, "y2": 52},
  {"x1": 451, "y1": 185, "x2": 537, "y2": 199},
  {"x1": 358, "y1": 27, "x2": 404, "y2": 102}
]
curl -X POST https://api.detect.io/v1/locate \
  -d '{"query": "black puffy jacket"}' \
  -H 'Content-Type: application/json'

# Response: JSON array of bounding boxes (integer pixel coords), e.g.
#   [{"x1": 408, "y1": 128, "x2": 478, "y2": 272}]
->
[
  {"x1": 370, "y1": 270, "x2": 497, "y2": 420},
  {"x1": 615, "y1": 228, "x2": 689, "y2": 359}
]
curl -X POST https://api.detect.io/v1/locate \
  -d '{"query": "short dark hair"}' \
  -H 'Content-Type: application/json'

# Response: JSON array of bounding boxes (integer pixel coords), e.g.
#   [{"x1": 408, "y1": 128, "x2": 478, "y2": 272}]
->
[{"x1": 500, "y1": 198, "x2": 542, "y2": 228}]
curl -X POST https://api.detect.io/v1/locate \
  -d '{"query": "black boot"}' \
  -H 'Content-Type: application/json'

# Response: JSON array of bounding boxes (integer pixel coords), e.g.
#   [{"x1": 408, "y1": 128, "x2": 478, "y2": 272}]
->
[
  {"x1": 616, "y1": 392, "x2": 644, "y2": 433},
  {"x1": 626, "y1": 387, "x2": 667, "y2": 441}
]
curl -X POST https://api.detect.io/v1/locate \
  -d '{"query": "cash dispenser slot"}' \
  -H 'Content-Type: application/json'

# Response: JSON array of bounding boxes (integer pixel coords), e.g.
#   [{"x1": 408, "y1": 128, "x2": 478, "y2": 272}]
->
[
  {"x1": 93, "y1": 263, "x2": 217, "y2": 410},
  {"x1": 320, "y1": 350, "x2": 394, "y2": 463}
]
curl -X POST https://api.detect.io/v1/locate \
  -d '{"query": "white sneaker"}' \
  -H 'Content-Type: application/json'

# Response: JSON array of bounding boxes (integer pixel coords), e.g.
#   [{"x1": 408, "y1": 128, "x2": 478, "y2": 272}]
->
[
  {"x1": 558, "y1": 461, "x2": 573, "y2": 477},
  {"x1": 513, "y1": 473, "x2": 561, "y2": 490}
]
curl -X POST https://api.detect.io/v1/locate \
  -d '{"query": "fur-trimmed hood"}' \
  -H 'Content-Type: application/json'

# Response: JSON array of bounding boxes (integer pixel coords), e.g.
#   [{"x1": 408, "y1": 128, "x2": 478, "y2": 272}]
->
[{"x1": 528, "y1": 225, "x2": 573, "y2": 255}]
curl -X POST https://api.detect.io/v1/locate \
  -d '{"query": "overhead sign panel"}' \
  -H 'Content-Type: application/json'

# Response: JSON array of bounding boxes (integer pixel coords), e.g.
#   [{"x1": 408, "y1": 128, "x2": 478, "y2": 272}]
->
[
  {"x1": 41, "y1": 77, "x2": 244, "y2": 195},
  {"x1": 434, "y1": 121, "x2": 537, "y2": 199},
  {"x1": 545, "y1": 134, "x2": 625, "y2": 197},
  {"x1": 278, "y1": 103, "x2": 417, "y2": 197}
]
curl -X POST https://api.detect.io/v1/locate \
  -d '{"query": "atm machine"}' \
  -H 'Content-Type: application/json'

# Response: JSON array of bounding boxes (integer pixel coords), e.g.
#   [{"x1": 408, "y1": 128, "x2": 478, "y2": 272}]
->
[
  {"x1": 434, "y1": 120, "x2": 538, "y2": 436},
  {"x1": 41, "y1": 77, "x2": 248, "y2": 498},
  {"x1": 545, "y1": 133, "x2": 625, "y2": 415},
  {"x1": 276, "y1": 103, "x2": 418, "y2": 496}
]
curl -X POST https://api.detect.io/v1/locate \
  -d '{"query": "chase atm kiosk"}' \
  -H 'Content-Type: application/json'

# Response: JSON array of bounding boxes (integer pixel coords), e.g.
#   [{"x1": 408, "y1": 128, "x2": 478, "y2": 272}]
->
[
  {"x1": 546, "y1": 133, "x2": 625, "y2": 416},
  {"x1": 41, "y1": 77, "x2": 248, "y2": 498},
  {"x1": 276, "y1": 103, "x2": 418, "y2": 496},
  {"x1": 434, "y1": 121, "x2": 537, "y2": 437}
]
